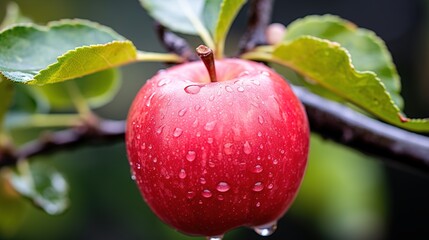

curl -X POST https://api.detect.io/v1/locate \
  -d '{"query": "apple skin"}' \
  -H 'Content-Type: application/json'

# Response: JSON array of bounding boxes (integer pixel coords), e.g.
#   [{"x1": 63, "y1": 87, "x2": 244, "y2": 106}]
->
[{"x1": 126, "y1": 58, "x2": 309, "y2": 237}]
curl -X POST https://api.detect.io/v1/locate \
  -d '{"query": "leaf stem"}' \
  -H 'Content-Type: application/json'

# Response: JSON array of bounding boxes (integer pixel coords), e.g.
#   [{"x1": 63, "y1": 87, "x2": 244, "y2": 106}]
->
[
  {"x1": 196, "y1": 45, "x2": 217, "y2": 82},
  {"x1": 64, "y1": 81, "x2": 93, "y2": 118},
  {"x1": 136, "y1": 51, "x2": 184, "y2": 63}
]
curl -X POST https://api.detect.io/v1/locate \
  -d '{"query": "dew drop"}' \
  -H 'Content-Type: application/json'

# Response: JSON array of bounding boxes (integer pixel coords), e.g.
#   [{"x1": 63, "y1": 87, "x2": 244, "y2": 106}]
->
[
  {"x1": 257, "y1": 131, "x2": 262, "y2": 137},
  {"x1": 252, "y1": 165, "x2": 263, "y2": 173},
  {"x1": 195, "y1": 104, "x2": 201, "y2": 111},
  {"x1": 187, "y1": 191, "x2": 196, "y2": 199},
  {"x1": 252, "y1": 182, "x2": 264, "y2": 192},
  {"x1": 173, "y1": 128, "x2": 183, "y2": 137},
  {"x1": 239, "y1": 71, "x2": 250, "y2": 77},
  {"x1": 207, "y1": 138, "x2": 214, "y2": 144},
  {"x1": 273, "y1": 159, "x2": 279, "y2": 165},
  {"x1": 146, "y1": 92, "x2": 156, "y2": 107},
  {"x1": 204, "y1": 120, "x2": 217, "y2": 131},
  {"x1": 261, "y1": 71, "x2": 271, "y2": 77},
  {"x1": 267, "y1": 183, "x2": 274, "y2": 189},
  {"x1": 179, "y1": 169, "x2": 187, "y2": 179},
  {"x1": 224, "y1": 143, "x2": 233, "y2": 155},
  {"x1": 184, "y1": 85, "x2": 201, "y2": 94},
  {"x1": 152, "y1": 158, "x2": 158, "y2": 163},
  {"x1": 256, "y1": 202, "x2": 261, "y2": 207},
  {"x1": 207, "y1": 235, "x2": 223, "y2": 240},
  {"x1": 192, "y1": 119, "x2": 199, "y2": 128},
  {"x1": 208, "y1": 161, "x2": 215, "y2": 168},
  {"x1": 178, "y1": 108, "x2": 188, "y2": 117},
  {"x1": 157, "y1": 78, "x2": 170, "y2": 87},
  {"x1": 209, "y1": 95, "x2": 215, "y2": 101},
  {"x1": 131, "y1": 173, "x2": 136, "y2": 181},
  {"x1": 225, "y1": 86, "x2": 233, "y2": 92},
  {"x1": 237, "y1": 86, "x2": 245, "y2": 92},
  {"x1": 216, "y1": 182, "x2": 230, "y2": 192},
  {"x1": 258, "y1": 115, "x2": 264, "y2": 124},
  {"x1": 156, "y1": 125, "x2": 165, "y2": 135},
  {"x1": 243, "y1": 141, "x2": 252, "y2": 154},
  {"x1": 217, "y1": 195, "x2": 224, "y2": 201},
  {"x1": 254, "y1": 221, "x2": 277, "y2": 236},
  {"x1": 252, "y1": 79, "x2": 261, "y2": 86},
  {"x1": 186, "y1": 151, "x2": 196, "y2": 162},
  {"x1": 202, "y1": 189, "x2": 212, "y2": 198},
  {"x1": 200, "y1": 177, "x2": 207, "y2": 184}
]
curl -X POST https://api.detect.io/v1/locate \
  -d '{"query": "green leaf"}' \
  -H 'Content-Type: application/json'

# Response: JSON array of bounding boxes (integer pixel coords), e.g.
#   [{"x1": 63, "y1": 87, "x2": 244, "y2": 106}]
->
[
  {"x1": 0, "y1": 19, "x2": 137, "y2": 85},
  {"x1": 0, "y1": 76, "x2": 14, "y2": 128},
  {"x1": 202, "y1": 0, "x2": 222, "y2": 34},
  {"x1": 9, "y1": 161, "x2": 69, "y2": 215},
  {"x1": 244, "y1": 36, "x2": 429, "y2": 131},
  {"x1": 31, "y1": 68, "x2": 121, "y2": 110},
  {"x1": 140, "y1": 0, "x2": 215, "y2": 48},
  {"x1": 0, "y1": 2, "x2": 32, "y2": 30},
  {"x1": 272, "y1": 37, "x2": 429, "y2": 132},
  {"x1": 213, "y1": 0, "x2": 246, "y2": 57},
  {"x1": 283, "y1": 15, "x2": 403, "y2": 108},
  {"x1": 141, "y1": 0, "x2": 206, "y2": 35}
]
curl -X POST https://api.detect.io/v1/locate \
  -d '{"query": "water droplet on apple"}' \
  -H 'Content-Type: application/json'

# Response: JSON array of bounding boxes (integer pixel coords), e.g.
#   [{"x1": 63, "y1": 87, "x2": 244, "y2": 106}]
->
[
  {"x1": 156, "y1": 125, "x2": 165, "y2": 135},
  {"x1": 258, "y1": 115, "x2": 264, "y2": 124},
  {"x1": 136, "y1": 134, "x2": 141, "y2": 140},
  {"x1": 173, "y1": 128, "x2": 183, "y2": 137},
  {"x1": 204, "y1": 120, "x2": 217, "y2": 131},
  {"x1": 253, "y1": 221, "x2": 277, "y2": 236},
  {"x1": 200, "y1": 177, "x2": 207, "y2": 184},
  {"x1": 252, "y1": 165, "x2": 263, "y2": 173},
  {"x1": 186, "y1": 151, "x2": 196, "y2": 162},
  {"x1": 225, "y1": 86, "x2": 233, "y2": 92},
  {"x1": 178, "y1": 108, "x2": 188, "y2": 117},
  {"x1": 252, "y1": 79, "x2": 261, "y2": 86},
  {"x1": 224, "y1": 143, "x2": 233, "y2": 155},
  {"x1": 256, "y1": 202, "x2": 261, "y2": 207},
  {"x1": 207, "y1": 138, "x2": 214, "y2": 144},
  {"x1": 237, "y1": 86, "x2": 245, "y2": 92},
  {"x1": 257, "y1": 131, "x2": 262, "y2": 137},
  {"x1": 187, "y1": 191, "x2": 196, "y2": 199},
  {"x1": 195, "y1": 104, "x2": 201, "y2": 111},
  {"x1": 202, "y1": 189, "x2": 212, "y2": 198},
  {"x1": 239, "y1": 71, "x2": 250, "y2": 77},
  {"x1": 207, "y1": 235, "x2": 223, "y2": 240},
  {"x1": 157, "y1": 78, "x2": 170, "y2": 87},
  {"x1": 216, "y1": 182, "x2": 230, "y2": 192},
  {"x1": 261, "y1": 71, "x2": 271, "y2": 77},
  {"x1": 184, "y1": 85, "x2": 201, "y2": 94},
  {"x1": 209, "y1": 95, "x2": 215, "y2": 101},
  {"x1": 217, "y1": 195, "x2": 224, "y2": 201},
  {"x1": 273, "y1": 159, "x2": 279, "y2": 165},
  {"x1": 243, "y1": 141, "x2": 252, "y2": 154},
  {"x1": 267, "y1": 183, "x2": 274, "y2": 189},
  {"x1": 152, "y1": 158, "x2": 157, "y2": 163},
  {"x1": 146, "y1": 92, "x2": 156, "y2": 107},
  {"x1": 252, "y1": 182, "x2": 264, "y2": 192},
  {"x1": 192, "y1": 119, "x2": 199, "y2": 128},
  {"x1": 141, "y1": 143, "x2": 146, "y2": 150},
  {"x1": 179, "y1": 169, "x2": 187, "y2": 179}
]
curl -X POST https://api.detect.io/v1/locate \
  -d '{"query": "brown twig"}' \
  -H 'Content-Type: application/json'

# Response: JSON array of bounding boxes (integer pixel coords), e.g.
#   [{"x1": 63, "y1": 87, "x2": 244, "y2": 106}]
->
[
  {"x1": 238, "y1": 0, "x2": 274, "y2": 55},
  {"x1": 0, "y1": 119, "x2": 125, "y2": 168},
  {"x1": 154, "y1": 22, "x2": 198, "y2": 62}
]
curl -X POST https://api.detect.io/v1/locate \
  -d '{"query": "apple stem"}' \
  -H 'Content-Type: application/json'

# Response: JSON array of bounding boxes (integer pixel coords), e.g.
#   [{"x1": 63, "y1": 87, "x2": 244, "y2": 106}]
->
[{"x1": 196, "y1": 45, "x2": 217, "y2": 82}]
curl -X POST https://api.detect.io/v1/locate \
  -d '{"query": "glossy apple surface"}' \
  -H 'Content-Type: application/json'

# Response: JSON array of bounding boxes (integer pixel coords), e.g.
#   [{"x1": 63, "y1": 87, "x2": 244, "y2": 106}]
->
[{"x1": 126, "y1": 58, "x2": 309, "y2": 237}]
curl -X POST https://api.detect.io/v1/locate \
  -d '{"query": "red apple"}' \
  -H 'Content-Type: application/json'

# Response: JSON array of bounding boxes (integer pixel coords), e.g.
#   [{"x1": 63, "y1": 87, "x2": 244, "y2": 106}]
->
[{"x1": 126, "y1": 55, "x2": 309, "y2": 238}]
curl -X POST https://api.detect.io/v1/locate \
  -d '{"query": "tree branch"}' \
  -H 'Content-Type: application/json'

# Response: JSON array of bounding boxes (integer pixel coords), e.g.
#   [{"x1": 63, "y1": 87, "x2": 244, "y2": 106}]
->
[
  {"x1": 154, "y1": 22, "x2": 198, "y2": 62},
  {"x1": 238, "y1": 0, "x2": 274, "y2": 55},
  {"x1": 0, "y1": 119, "x2": 125, "y2": 168},
  {"x1": 293, "y1": 86, "x2": 429, "y2": 175}
]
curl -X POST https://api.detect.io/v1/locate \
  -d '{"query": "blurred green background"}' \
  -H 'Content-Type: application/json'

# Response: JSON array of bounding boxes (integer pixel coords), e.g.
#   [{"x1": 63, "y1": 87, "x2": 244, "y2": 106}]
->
[{"x1": 0, "y1": 0, "x2": 429, "y2": 239}]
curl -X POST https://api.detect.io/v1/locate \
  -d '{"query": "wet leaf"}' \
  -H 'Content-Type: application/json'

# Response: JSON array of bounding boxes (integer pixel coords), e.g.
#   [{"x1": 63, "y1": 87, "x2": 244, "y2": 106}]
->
[
  {"x1": 0, "y1": 19, "x2": 137, "y2": 85},
  {"x1": 284, "y1": 15, "x2": 403, "y2": 108},
  {"x1": 9, "y1": 161, "x2": 69, "y2": 215},
  {"x1": 269, "y1": 36, "x2": 429, "y2": 132}
]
